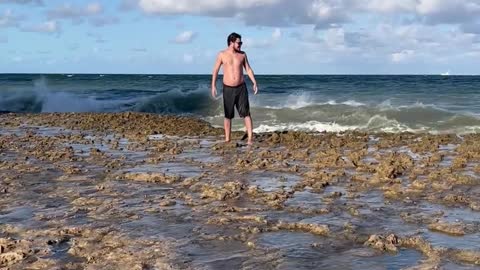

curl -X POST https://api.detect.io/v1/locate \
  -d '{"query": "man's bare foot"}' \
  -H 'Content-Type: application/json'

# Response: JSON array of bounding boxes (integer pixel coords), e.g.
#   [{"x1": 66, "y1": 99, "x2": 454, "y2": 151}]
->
[
  {"x1": 247, "y1": 140, "x2": 253, "y2": 145},
  {"x1": 225, "y1": 140, "x2": 231, "y2": 143}
]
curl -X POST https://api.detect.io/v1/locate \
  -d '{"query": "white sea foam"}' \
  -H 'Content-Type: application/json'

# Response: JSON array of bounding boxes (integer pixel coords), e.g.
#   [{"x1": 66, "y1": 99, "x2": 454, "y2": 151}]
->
[
  {"x1": 263, "y1": 91, "x2": 315, "y2": 109},
  {"x1": 377, "y1": 100, "x2": 447, "y2": 112},
  {"x1": 253, "y1": 121, "x2": 360, "y2": 133},
  {"x1": 324, "y1": 100, "x2": 338, "y2": 105},
  {"x1": 259, "y1": 97, "x2": 365, "y2": 110},
  {"x1": 427, "y1": 126, "x2": 480, "y2": 135},
  {"x1": 341, "y1": 100, "x2": 366, "y2": 106},
  {"x1": 41, "y1": 93, "x2": 105, "y2": 112},
  {"x1": 360, "y1": 114, "x2": 419, "y2": 132},
  {"x1": 242, "y1": 120, "x2": 480, "y2": 135},
  {"x1": 251, "y1": 115, "x2": 420, "y2": 134},
  {"x1": 30, "y1": 77, "x2": 131, "y2": 112},
  {"x1": 377, "y1": 99, "x2": 393, "y2": 111},
  {"x1": 397, "y1": 102, "x2": 435, "y2": 109}
]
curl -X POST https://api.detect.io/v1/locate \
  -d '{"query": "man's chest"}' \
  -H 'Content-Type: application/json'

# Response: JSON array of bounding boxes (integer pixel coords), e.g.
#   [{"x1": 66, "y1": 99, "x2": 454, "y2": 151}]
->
[{"x1": 224, "y1": 54, "x2": 244, "y2": 67}]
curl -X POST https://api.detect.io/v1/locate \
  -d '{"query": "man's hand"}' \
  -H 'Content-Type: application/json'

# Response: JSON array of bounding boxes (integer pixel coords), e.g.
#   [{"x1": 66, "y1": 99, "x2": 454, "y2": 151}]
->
[
  {"x1": 211, "y1": 86, "x2": 217, "y2": 98},
  {"x1": 252, "y1": 83, "x2": 258, "y2": 95}
]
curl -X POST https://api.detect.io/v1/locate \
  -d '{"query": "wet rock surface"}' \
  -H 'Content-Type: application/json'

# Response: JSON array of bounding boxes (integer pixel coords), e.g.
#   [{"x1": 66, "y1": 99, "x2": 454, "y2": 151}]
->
[{"x1": 1, "y1": 112, "x2": 480, "y2": 269}]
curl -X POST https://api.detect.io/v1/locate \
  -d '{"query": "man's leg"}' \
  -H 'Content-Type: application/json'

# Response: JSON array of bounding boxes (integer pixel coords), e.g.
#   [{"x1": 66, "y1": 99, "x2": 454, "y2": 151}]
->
[
  {"x1": 244, "y1": 116, "x2": 253, "y2": 144},
  {"x1": 236, "y1": 84, "x2": 253, "y2": 144},
  {"x1": 224, "y1": 118, "x2": 232, "y2": 142}
]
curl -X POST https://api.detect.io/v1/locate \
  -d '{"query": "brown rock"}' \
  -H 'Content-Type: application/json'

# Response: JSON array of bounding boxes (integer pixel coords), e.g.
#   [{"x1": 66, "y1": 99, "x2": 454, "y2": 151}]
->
[
  {"x1": 364, "y1": 234, "x2": 399, "y2": 252},
  {"x1": 428, "y1": 222, "x2": 466, "y2": 236}
]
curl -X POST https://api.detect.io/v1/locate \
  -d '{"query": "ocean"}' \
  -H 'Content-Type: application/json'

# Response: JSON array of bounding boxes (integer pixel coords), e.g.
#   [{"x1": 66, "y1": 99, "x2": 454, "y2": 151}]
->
[{"x1": 1, "y1": 73, "x2": 480, "y2": 134}]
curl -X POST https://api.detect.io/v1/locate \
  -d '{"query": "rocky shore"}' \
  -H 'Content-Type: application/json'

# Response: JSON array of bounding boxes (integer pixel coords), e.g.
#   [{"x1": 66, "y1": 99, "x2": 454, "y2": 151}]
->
[{"x1": 1, "y1": 112, "x2": 480, "y2": 269}]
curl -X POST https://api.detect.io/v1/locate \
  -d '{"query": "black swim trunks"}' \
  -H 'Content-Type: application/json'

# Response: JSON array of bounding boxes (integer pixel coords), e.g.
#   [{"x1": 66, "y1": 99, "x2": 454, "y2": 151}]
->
[{"x1": 223, "y1": 82, "x2": 250, "y2": 119}]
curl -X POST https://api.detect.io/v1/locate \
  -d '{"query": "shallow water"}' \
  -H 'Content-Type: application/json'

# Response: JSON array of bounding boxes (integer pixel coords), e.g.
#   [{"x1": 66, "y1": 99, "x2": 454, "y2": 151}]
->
[{"x1": 1, "y1": 119, "x2": 480, "y2": 269}]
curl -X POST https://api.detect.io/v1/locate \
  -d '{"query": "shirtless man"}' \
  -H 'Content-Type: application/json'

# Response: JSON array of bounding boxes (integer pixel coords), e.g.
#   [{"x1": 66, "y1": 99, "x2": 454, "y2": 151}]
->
[{"x1": 211, "y1": 32, "x2": 258, "y2": 145}]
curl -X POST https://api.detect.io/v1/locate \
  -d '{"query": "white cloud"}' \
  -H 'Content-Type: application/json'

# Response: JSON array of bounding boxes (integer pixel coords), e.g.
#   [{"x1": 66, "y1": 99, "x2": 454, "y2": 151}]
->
[
  {"x1": 324, "y1": 27, "x2": 345, "y2": 50},
  {"x1": 244, "y1": 28, "x2": 282, "y2": 48},
  {"x1": 416, "y1": 0, "x2": 480, "y2": 24},
  {"x1": 0, "y1": 0, "x2": 43, "y2": 5},
  {"x1": 0, "y1": 9, "x2": 23, "y2": 28},
  {"x1": 128, "y1": 0, "x2": 480, "y2": 29},
  {"x1": 90, "y1": 16, "x2": 120, "y2": 27},
  {"x1": 357, "y1": 0, "x2": 480, "y2": 25},
  {"x1": 462, "y1": 22, "x2": 480, "y2": 34},
  {"x1": 138, "y1": 0, "x2": 281, "y2": 14},
  {"x1": 291, "y1": 28, "x2": 322, "y2": 43},
  {"x1": 22, "y1": 20, "x2": 59, "y2": 33},
  {"x1": 173, "y1": 31, "x2": 196, "y2": 44},
  {"x1": 132, "y1": 47, "x2": 147, "y2": 52},
  {"x1": 183, "y1": 53, "x2": 193, "y2": 63},
  {"x1": 86, "y1": 3, "x2": 102, "y2": 14},
  {"x1": 134, "y1": 0, "x2": 348, "y2": 28},
  {"x1": 68, "y1": 43, "x2": 79, "y2": 50},
  {"x1": 46, "y1": 2, "x2": 121, "y2": 27},
  {"x1": 45, "y1": 59, "x2": 56, "y2": 65},
  {"x1": 119, "y1": 0, "x2": 138, "y2": 11},
  {"x1": 308, "y1": 0, "x2": 349, "y2": 27},
  {"x1": 359, "y1": 0, "x2": 416, "y2": 13},
  {"x1": 12, "y1": 56, "x2": 23, "y2": 62},
  {"x1": 391, "y1": 50, "x2": 415, "y2": 63},
  {"x1": 2, "y1": 0, "x2": 479, "y2": 74},
  {"x1": 118, "y1": 0, "x2": 480, "y2": 73},
  {"x1": 87, "y1": 32, "x2": 107, "y2": 43},
  {"x1": 272, "y1": 28, "x2": 281, "y2": 40},
  {"x1": 47, "y1": 3, "x2": 102, "y2": 19}
]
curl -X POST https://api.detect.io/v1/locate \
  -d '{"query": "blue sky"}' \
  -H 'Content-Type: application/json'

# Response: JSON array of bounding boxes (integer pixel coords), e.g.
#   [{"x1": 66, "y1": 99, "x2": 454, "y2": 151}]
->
[{"x1": 1, "y1": 0, "x2": 480, "y2": 74}]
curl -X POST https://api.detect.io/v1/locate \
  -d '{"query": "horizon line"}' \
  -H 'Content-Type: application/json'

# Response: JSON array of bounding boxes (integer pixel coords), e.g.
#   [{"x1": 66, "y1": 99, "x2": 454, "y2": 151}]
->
[{"x1": 1, "y1": 72, "x2": 479, "y2": 76}]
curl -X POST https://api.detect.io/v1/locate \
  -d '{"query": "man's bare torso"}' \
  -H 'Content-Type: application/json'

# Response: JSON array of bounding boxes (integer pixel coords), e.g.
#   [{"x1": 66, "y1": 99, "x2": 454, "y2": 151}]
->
[{"x1": 220, "y1": 50, "x2": 245, "y2": 87}]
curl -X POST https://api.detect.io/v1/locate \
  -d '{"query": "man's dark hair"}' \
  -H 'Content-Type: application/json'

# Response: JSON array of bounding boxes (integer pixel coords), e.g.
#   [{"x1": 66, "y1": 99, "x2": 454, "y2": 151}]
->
[{"x1": 227, "y1": 32, "x2": 241, "y2": 46}]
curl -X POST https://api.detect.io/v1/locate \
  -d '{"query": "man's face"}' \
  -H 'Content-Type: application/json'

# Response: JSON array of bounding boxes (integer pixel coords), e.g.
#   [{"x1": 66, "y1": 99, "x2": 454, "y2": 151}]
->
[{"x1": 233, "y1": 38, "x2": 243, "y2": 50}]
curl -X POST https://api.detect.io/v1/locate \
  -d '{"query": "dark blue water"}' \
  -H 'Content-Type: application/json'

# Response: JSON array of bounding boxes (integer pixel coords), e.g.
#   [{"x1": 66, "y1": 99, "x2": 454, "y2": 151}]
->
[{"x1": 1, "y1": 74, "x2": 480, "y2": 133}]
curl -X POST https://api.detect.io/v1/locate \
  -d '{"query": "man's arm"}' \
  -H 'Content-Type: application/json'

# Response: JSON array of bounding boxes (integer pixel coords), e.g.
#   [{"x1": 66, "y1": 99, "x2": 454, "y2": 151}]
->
[
  {"x1": 243, "y1": 53, "x2": 258, "y2": 94},
  {"x1": 211, "y1": 53, "x2": 222, "y2": 98}
]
